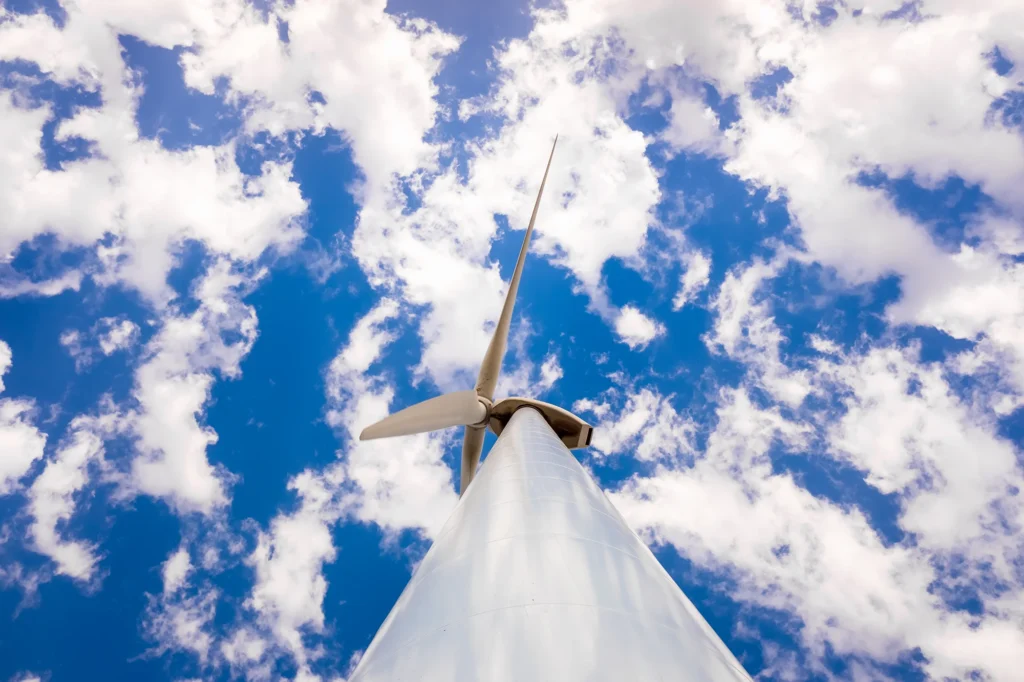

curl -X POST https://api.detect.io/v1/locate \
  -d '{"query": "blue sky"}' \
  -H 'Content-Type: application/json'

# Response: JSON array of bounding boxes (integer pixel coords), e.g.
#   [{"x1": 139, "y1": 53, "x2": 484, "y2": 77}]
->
[{"x1": 1, "y1": 1, "x2": 1023, "y2": 681}]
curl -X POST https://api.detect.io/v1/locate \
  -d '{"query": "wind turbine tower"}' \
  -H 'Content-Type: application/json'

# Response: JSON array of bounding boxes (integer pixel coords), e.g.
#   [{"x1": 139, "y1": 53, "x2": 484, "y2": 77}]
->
[{"x1": 353, "y1": 138, "x2": 753, "y2": 682}]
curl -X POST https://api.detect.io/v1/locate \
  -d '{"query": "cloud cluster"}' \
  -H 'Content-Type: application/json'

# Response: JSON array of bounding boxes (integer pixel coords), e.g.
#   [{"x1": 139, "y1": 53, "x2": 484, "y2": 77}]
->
[
  {"x1": 60, "y1": 317, "x2": 140, "y2": 371},
  {"x1": 0, "y1": 0, "x2": 461, "y2": 302},
  {"x1": 597, "y1": 368, "x2": 1023, "y2": 680},
  {"x1": 0, "y1": 2, "x2": 461, "y2": 671},
  {"x1": 2, "y1": 0, "x2": 1024, "y2": 680}
]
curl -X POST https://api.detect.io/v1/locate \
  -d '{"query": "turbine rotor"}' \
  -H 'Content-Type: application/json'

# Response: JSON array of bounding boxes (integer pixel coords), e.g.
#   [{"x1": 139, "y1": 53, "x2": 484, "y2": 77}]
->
[{"x1": 359, "y1": 136, "x2": 590, "y2": 496}]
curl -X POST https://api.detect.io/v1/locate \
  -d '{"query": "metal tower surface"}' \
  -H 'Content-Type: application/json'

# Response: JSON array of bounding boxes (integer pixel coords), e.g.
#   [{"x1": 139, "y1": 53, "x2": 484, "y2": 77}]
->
[{"x1": 349, "y1": 407, "x2": 753, "y2": 682}]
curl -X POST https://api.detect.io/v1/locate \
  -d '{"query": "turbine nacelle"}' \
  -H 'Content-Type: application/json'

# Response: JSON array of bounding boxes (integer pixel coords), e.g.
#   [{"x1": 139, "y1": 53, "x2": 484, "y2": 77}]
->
[
  {"x1": 358, "y1": 136, "x2": 593, "y2": 496},
  {"x1": 359, "y1": 393, "x2": 592, "y2": 449}
]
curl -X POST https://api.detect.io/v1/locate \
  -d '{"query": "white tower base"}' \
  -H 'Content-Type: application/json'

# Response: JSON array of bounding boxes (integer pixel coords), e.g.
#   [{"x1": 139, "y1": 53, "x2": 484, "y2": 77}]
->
[{"x1": 349, "y1": 408, "x2": 753, "y2": 682}]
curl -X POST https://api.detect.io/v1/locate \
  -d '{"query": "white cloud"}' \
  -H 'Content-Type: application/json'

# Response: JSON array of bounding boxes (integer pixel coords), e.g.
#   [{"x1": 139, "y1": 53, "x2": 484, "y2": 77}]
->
[
  {"x1": 97, "y1": 317, "x2": 139, "y2": 356},
  {"x1": 162, "y1": 547, "x2": 192, "y2": 596},
  {"x1": 325, "y1": 301, "x2": 400, "y2": 394},
  {"x1": 325, "y1": 300, "x2": 458, "y2": 536},
  {"x1": 539, "y1": 354, "x2": 564, "y2": 390},
  {"x1": 705, "y1": 260, "x2": 811, "y2": 406},
  {"x1": 909, "y1": 250, "x2": 1024, "y2": 397},
  {"x1": 807, "y1": 334, "x2": 841, "y2": 355},
  {"x1": 59, "y1": 330, "x2": 90, "y2": 372},
  {"x1": 227, "y1": 301, "x2": 461, "y2": 678},
  {"x1": 821, "y1": 345, "x2": 1024, "y2": 556},
  {"x1": 26, "y1": 411, "x2": 121, "y2": 582},
  {"x1": 220, "y1": 627, "x2": 270, "y2": 678},
  {"x1": 351, "y1": 11, "x2": 664, "y2": 385},
  {"x1": 701, "y1": 4, "x2": 1024, "y2": 401},
  {"x1": 10, "y1": 674, "x2": 43, "y2": 682},
  {"x1": 705, "y1": 260, "x2": 777, "y2": 357},
  {"x1": 142, "y1": 526, "x2": 250, "y2": 670},
  {"x1": 607, "y1": 384, "x2": 1024, "y2": 681},
  {"x1": 143, "y1": 583, "x2": 219, "y2": 665},
  {"x1": 336, "y1": 424, "x2": 458, "y2": 534},
  {"x1": 542, "y1": 0, "x2": 797, "y2": 96},
  {"x1": 127, "y1": 261, "x2": 260, "y2": 514},
  {"x1": 1, "y1": 0, "x2": 462, "y2": 315},
  {"x1": 614, "y1": 305, "x2": 665, "y2": 350},
  {"x1": 179, "y1": 0, "x2": 460, "y2": 186},
  {"x1": 0, "y1": 0, "x2": 456, "y2": 312},
  {"x1": 0, "y1": 270, "x2": 83, "y2": 300},
  {"x1": 571, "y1": 397, "x2": 610, "y2": 420},
  {"x1": 489, "y1": 0, "x2": 1024, "y2": 406},
  {"x1": 2, "y1": 2, "x2": 1024, "y2": 680},
  {"x1": 458, "y1": 32, "x2": 662, "y2": 317},
  {"x1": 494, "y1": 321, "x2": 563, "y2": 398},
  {"x1": 0, "y1": 339, "x2": 12, "y2": 393},
  {"x1": 575, "y1": 386, "x2": 695, "y2": 462},
  {"x1": 352, "y1": 177, "x2": 518, "y2": 389},
  {"x1": 60, "y1": 317, "x2": 140, "y2": 372},
  {"x1": 658, "y1": 81, "x2": 723, "y2": 156},
  {"x1": 496, "y1": 350, "x2": 563, "y2": 398},
  {"x1": 246, "y1": 471, "x2": 339, "y2": 669},
  {"x1": 0, "y1": 340, "x2": 47, "y2": 495},
  {"x1": 673, "y1": 251, "x2": 711, "y2": 310},
  {"x1": 0, "y1": 62, "x2": 305, "y2": 304}
]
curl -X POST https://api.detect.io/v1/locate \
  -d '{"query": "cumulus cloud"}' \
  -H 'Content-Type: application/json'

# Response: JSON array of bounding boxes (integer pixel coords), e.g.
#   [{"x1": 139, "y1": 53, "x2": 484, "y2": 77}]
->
[
  {"x1": 494, "y1": 321, "x2": 564, "y2": 398},
  {"x1": 493, "y1": 0, "x2": 1024, "y2": 400},
  {"x1": 220, "y1": 627, "x2": 270, "y2": 678},
  {"x1": 595, "y1": 324, "x2": 1024, "y2": 680},
  {"x1": 351, "y1": 11, "x2": 664, "y2": 385},
  {"x1": 0, "y1": 271, "x2": 83, "y2": 300},
  {"x1": 657, "y1": 79, "x2": 724, "y2": 156},
  {"x1": 0, "y1": 340, "x2": 47, "y2": 496},
  {"x1": 821, "y1": 345, "x2": 1024, "y2": 557},
  {"x1": 162, "y1": 547, "x2": 192, "y2": 596},
  {"x1": 673, "y1": 251, "x2": 711, "y2": 310},
  {"x1": 614, "y1": 305, "x2": 666, "y2": 350},
  {"x1": 0, "y1": 0, "x2": 457, "y2": 307},
  {"x1": 0, "y1": 340, "x2": 12, "y2": 393},
  {"x1": 324, "y1": 301, "x2": 458, "y2": 536},
  {"x1": 142, "y1": 581, "x2": 220, "y2": 665},
  {"x1": 574, "y1": 386, "x2": 694, "y2": 462},
  {"x1": 0, "y1": 44, "x2": 305, "y2": 303},
  {"x1": 3, "y1": 0, "x2": 1024, "y2": 680},
  {"x1": 606, "y1": 380, "x2": 1024, "y2": 680},
  {"x1": 26, "y1": 410, "x2": 122, "y2": 583},
  {"x1": 221, "y1": 301, "x2": 460, "y2": 679},
  {"x1": 126, "y1": 261, "x2": 260, "y2": 514},
  {"x1": 60, "y1": 317, "x2": 140, "y2": 371},
  {"x1": 10, "y1": 674, "x2": 43, "y2": 682},
  {"x1": 705, "y1": 260, "x2": 811, "y2": 406},
  {"x1": 141, "y1": 526, "x2": 249, "y2": 671},
  {"x1": 97, "y1": 318, "x2": 140, "y2": 356},
  {"x1": 58, "y1": 331, "x2": 89, "y2": 372},
  {"x1": 245, "y1": 471, "x2": 339, "y2": 672},
  {"x1": 178, "y1": 0, "x2": 460, "y2": 185}
]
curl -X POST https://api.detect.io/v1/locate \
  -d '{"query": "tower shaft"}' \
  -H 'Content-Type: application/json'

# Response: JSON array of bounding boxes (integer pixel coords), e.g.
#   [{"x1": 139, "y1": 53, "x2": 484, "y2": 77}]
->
[{"x1": 349, "y1": 408, "x2": 752, "y2": 682}]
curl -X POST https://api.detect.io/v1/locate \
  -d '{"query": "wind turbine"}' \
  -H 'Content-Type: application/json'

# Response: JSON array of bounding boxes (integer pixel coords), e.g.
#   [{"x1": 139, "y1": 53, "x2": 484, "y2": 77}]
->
[{"x1": 352, "y1": 138, "x2": 753, "y2": 682}]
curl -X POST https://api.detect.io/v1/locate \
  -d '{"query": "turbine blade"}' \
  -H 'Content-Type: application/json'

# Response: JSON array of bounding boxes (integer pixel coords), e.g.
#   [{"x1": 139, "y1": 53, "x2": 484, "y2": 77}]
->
[
  {"x1": 460, "y1": 426, "x2": 486, "y2": 496},
  {"x1": 359, "y1": 390, "x2": 486, "y2": 441},
  {"x1": 474, "y1": 135, "x2": 559, "y2": 401}
]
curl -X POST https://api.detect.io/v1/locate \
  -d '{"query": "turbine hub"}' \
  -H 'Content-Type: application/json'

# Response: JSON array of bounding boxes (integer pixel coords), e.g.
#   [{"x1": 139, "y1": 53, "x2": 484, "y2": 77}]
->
[{"x1": 471, "y1": 395, "x2": 493, "y2": 428}]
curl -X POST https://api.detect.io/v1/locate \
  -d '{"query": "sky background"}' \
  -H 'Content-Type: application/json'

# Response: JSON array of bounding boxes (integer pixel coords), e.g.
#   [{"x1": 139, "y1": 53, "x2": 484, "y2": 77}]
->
[{"x1": 1, "y1": 0, "x2": 1023, "y2": 681}]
